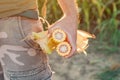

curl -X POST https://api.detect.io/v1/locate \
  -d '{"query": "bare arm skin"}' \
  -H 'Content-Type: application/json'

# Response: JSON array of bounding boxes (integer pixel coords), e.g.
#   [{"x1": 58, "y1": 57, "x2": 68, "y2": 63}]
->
[
  {"x1": 49, "y1": 0, "x2": 78, "y2": 58},
  {"x1": 57, "y1": 0, "x2": 78, "y2": 18}
]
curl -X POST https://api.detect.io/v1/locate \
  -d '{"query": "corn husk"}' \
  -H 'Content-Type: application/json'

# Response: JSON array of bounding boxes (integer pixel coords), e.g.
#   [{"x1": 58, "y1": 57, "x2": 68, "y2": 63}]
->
[{"x1": 31, "y1": 31, "x2": 52, "y2": 54}]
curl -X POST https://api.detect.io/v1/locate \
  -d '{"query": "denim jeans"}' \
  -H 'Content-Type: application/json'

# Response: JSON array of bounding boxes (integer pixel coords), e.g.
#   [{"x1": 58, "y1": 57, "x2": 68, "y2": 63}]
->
[{"x1": 0, "y1": 17, "x2": 52, "y2": 80}]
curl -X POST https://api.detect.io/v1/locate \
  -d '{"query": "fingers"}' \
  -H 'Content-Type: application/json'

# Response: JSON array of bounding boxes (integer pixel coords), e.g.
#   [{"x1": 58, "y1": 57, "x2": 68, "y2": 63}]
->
[
  {"x1": 48, "y1": 24, "x2": 56, "y2": 34},
  {"x1": 64, "y1": 32, "x2": 77, "y2": 58},
  {"x1": 64, "y1": 47, "x2": 77, "y2": 58},
  {"x1": 64, "y1": 41, "x2": 77, "y2": 58}
]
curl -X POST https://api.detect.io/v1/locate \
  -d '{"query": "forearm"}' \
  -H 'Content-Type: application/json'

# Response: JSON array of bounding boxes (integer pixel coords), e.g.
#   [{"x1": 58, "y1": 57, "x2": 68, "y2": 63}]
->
[{"x1": 57, "y1": 0, "x2": 78, "y2": 18}]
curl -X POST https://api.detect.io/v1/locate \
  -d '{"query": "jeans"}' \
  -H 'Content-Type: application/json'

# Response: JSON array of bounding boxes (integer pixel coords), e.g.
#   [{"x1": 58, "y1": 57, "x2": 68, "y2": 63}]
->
[{"x1": 0, "y1": 17, "x2": 52, "y2": 80}]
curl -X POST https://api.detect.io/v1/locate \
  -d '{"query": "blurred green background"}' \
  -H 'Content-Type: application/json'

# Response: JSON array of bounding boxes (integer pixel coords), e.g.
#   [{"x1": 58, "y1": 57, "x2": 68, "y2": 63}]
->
[
  {"x1": 38, "y1": 0, "x2": 120, "y2": 47},
  {"x1": 37, "y1": 0, "x2": 120, "y2": 80}
]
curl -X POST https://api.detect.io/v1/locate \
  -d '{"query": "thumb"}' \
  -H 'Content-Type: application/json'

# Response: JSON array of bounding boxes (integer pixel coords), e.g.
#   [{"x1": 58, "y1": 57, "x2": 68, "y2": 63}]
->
[
  {"x1": 48, "y1": 24, "x2": 56, "y2": 34},
  {"x1": 65, "y1": 46, "x2": 77, "y2": 58},
  {"x1": 64, "y1": 33, "x2": 77, "y2": 58}
]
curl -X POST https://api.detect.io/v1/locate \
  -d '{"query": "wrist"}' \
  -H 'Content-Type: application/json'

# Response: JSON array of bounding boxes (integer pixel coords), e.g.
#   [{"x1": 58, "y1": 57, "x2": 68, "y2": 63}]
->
[
  {"x1": 60, "y1": 15, "x2": 78, "y2": 30},
  {"x1": 64, "y1": 10, "x2": 78, "y2": 17},
  {"x1": 63, "y1": 13, "x2": 78, "y2": 23}
]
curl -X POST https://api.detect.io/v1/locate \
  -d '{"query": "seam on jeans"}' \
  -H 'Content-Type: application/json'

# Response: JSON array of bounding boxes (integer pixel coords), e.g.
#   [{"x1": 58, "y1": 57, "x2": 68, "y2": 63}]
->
[
  {"x1": 44, "y1": 72, "x2": 52, "y2": 80},
  {"x1": 17, "y1": 16, "x2": 34, "y2": 48},
  {"x1": 6, "y1": 64, "x2": 46, "y2": 77},
  {"x1": 5, "y1": 64, "x2": 51, "y2": 79},
  {"x1": 43, "y1": 64, "x2": 52, "y2": 80},
  {"x1": 17, "y1": 17, "x2": 42, "y2": 51}
]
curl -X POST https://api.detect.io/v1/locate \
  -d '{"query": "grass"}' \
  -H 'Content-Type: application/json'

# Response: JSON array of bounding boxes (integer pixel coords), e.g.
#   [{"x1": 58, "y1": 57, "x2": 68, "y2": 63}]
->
[
  {"x1": 95, "y1": 67, "x2": 120, "y2": 80},
  {"x1": 78, "y1": 0, "x2": 120, "y2": 46}
]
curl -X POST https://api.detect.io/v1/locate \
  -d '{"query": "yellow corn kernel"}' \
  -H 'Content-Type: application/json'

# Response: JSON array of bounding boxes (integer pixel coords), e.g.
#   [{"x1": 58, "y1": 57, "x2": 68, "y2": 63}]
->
[
  {"x1": 52, "y1": 29, "x2": 66, "y2": 43},
  {"x1": 47, "y1": 37, "x2": 58, "y2": 50},
  {"x1": 56, "y1": 42, "x2": 71, "y2": 56}
]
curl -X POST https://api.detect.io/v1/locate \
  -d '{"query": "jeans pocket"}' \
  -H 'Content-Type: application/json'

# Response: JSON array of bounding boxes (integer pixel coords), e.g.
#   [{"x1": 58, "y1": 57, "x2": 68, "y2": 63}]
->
[{"x1": 17, "y1": 17, "x2": 43, "y2": 49}]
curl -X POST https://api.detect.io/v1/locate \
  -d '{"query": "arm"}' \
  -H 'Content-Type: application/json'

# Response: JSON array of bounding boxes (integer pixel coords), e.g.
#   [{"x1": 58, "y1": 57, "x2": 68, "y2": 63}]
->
[{"x1": 57, "y1": 0, "x2": 78, "y2": 18}]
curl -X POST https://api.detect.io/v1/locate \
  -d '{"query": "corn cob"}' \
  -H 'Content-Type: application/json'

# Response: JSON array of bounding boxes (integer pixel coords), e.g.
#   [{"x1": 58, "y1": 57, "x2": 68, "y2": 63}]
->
[
  {"x1": 56, "y1": 42, "x2": 71, "y2": 56},
  {"x1": 47, "y1": 28, "x2": 67, "y2": 50},
  {"x1": 52, "y1": 29, "x2": 66, "y2": 43},
  {"x1": 50, "y1": 29, "x2": 71, "y2": 56}
]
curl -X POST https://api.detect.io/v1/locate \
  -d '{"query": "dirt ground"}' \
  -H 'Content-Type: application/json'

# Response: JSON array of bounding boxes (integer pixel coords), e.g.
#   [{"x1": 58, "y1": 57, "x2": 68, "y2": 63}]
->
[{"x1": 49, "y1": 41, "x2": 120, "y2": 80}]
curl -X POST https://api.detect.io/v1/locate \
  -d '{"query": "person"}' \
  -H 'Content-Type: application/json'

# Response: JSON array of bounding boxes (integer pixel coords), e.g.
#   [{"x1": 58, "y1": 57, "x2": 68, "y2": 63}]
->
[{"x1": 0, "y1": 0, "x2": 78, "y2": 80}]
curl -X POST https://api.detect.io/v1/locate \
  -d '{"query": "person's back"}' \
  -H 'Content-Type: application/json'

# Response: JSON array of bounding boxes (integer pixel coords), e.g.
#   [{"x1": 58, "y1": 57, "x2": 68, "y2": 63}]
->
[{"x1": 0, "y1": 0, "x2": 78, "y2": 80}]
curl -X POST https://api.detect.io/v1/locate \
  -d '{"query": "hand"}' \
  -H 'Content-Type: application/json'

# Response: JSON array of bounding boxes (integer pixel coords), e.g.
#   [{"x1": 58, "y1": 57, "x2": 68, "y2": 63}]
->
[
  {"x1": 20, "y1": 17, "x2": 43, "y2": 33},
  {"x1": 32, "y1": 19, "x2": 43, "y2": 32},
  {"x1": 48, "y1": 16, "x2": 78, "y2": 58}
]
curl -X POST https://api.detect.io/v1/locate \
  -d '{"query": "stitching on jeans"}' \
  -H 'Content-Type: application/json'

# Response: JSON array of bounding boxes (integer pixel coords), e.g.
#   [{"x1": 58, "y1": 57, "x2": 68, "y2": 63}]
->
[
  {"x1": 44, "y1": 72, "x2": 52, "y2": 80},
  {"x1": 13, "y1": 68, "x2": 45, "y2": 77},
  {"x1": 44, "y1": 65, "x2": 52, "y2": 80},
  {"x1": 9, "y1": 67, "x2": 52, "y2": 80},
  {"x1": 6, "y1": 64, "x2": 46, "y2": 77}
]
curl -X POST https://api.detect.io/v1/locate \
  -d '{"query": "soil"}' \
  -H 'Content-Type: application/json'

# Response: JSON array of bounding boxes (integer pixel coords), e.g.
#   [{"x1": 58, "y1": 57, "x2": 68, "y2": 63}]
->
[{"x1": 49, "y1": 41, "x2": 120, "y2": 80}]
